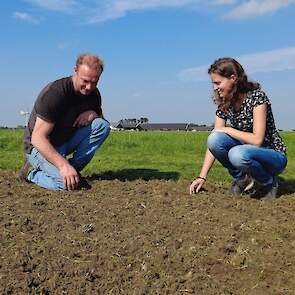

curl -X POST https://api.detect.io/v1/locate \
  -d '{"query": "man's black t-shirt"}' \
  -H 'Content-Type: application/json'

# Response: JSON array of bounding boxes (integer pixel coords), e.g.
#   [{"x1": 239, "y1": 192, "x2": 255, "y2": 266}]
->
[{"x1": 23, "y1": 76, "x2": 102, "y2": 153}]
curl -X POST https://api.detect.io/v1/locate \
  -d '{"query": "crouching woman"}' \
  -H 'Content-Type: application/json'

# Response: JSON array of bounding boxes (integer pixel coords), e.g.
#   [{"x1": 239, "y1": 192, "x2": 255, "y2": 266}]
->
[{"x1": 190, "y1": 57, "x2": 287, "y2": 199}]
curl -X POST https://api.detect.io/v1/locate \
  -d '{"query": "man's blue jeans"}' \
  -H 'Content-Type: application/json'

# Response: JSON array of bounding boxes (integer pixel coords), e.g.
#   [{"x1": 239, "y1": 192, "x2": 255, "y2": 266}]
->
[
  {"x1": 26, "y1": 118, "x2": 110, "y2": 190},
  {"x1": 207, "y1": 131, "x2": 287, "y2": 184}
]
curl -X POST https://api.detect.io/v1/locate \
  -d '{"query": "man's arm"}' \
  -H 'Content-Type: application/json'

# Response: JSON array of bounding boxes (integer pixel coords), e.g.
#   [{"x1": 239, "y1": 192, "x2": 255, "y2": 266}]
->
[
  {"x1": 31, "y1": 116, "x2": 80, "y2": 190},
  {"x1": 73, "y1": 110, "x2": 100, "y2": 127}
]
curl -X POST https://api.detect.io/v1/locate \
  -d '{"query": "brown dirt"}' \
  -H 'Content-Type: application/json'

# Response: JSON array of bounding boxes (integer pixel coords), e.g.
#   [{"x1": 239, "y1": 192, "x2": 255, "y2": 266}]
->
[{"x1": 1, "y1": 170, "x2": 295, "y2": 295}]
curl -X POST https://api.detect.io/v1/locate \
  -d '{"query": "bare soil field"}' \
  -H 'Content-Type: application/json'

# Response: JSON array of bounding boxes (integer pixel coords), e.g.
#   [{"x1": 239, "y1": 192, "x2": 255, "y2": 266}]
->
[{"x1": 1, "y1": 170, "x2": 295, "y2": 295}]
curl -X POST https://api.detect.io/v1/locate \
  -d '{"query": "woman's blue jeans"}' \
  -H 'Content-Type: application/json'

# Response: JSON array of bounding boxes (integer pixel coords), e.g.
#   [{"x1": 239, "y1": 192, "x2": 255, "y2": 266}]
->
[
  {"x1": 207, "y1": 131, "x2": 287, "y2": 184},
  {"x1": 26, "y1": 118, "x2": 110, "y2": 190}
]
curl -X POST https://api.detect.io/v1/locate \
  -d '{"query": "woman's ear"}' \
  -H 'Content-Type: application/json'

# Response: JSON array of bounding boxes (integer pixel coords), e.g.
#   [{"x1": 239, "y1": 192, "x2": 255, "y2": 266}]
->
[{"x1": 230, "y1": 74, "x2": 237, "y2": 82}]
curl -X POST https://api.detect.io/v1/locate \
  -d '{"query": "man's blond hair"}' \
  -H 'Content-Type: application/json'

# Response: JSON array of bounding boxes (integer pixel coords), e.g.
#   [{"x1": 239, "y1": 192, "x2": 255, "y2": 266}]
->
[{"x1": 75, "y1": 53, "x2": 104, "y2": 73}]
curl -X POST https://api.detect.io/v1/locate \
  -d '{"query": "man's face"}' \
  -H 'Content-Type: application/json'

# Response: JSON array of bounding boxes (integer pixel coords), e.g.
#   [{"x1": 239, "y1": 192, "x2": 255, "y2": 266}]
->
[{"x1": 73, "y1": 64, "x2": 101, "y2": 95}]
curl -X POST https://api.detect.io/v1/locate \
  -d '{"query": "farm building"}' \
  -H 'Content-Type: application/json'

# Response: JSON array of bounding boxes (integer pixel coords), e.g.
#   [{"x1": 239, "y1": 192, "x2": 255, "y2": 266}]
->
[{"x1": 112, "y1": 120, "x2": 213, "y2": 131}]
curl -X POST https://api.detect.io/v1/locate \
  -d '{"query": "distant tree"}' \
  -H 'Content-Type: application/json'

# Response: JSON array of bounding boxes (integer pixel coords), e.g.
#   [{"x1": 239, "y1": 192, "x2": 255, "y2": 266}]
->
[{"x1": 139, "y1": 117, "x2": 149, "y2": 124}]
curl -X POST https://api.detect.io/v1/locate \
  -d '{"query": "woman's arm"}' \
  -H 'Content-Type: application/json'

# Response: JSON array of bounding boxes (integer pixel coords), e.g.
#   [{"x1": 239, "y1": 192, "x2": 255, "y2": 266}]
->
[
  {"x1": 189, "y1": 116, "x2": 225, "y2": 194},
  {"x1": 214, "y1": 104, "x2": 267, "y2": 146}
]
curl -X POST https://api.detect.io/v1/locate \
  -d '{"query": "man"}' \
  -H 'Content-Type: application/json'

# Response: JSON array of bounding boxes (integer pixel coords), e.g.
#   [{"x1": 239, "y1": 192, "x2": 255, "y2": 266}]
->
[{"x1": 20, "y1": 53, "x2": 110, "y2": 190}]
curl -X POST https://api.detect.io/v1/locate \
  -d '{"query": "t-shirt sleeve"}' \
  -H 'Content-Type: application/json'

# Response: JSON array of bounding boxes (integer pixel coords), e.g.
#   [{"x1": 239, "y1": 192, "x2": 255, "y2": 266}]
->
[
  {"x1": 96, "y1": 91, "x2": 102, "y2": 116},
  {"x1": 92, "y1": 90, "x2": 102, "y2": 116},
  {"x1": 252, "y1": 90, "x2": 271, "y2": 108},
  {"x1": 35, "y1": 84, "x2": 66, "y2": 123},
  {"x1": 216, "y1": 108, "x2": 228, "y2": 120}
]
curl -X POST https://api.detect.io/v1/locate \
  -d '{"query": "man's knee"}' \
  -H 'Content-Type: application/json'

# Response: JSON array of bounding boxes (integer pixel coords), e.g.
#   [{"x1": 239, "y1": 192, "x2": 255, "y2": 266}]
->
[
  {"x1": 91, "y1": 118, "x2": 110, "y2": 137},
  {"x1": 28, "y1": 169, "x2": 65, "y2": 191},
  {"x1": 53, "y1": 177, "x2": 65, "y2": 190}
]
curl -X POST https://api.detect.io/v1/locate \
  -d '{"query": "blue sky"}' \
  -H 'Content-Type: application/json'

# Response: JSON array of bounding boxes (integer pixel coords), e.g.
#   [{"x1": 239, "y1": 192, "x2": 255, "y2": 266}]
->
[{"x1": 1, "y1": 0, "x2": 295, "y2": 129}]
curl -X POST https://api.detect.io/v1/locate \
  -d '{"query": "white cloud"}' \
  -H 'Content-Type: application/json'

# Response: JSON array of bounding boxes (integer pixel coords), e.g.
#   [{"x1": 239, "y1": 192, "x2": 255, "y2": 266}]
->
[
  {"x1": 87, "y1": 0, "x2": 199, "y2": 23},
  {"x1": 24, "y1": 0, "x2": 294, "y2": 22},
  {"x1": 24, "y1": 0, "x2": 236, "y2": 23},
  {"x1": 224, "y1": 0, "x2": 295, "y2": 19},
  {"x1": 25, "y1": 0, "x2": 77, "y2": 12},
  {"x1": 57, "y1": 42, "x2": 69, "y2": 50},
  {"x1": 178, "y1": 47, "x2": 295, "y2": 81},
  {"x1": 25, "y1": 0, "x2": 187, "y2": 22},
  {"x1": 239, "y1": 47, "x2": 295, "y2": 73},
  {"x1": 178, "y1": 65, "x2": 209, "y2": 82},
  {"x1": 13, "y1": 11, "x2": 40, "y2": 24},
  {"x1": 212, "y1": 0, "x2": 236, "y2": 4},
  {"x1": 132, "y1": 91, "x2": 143, "y2": 97}
]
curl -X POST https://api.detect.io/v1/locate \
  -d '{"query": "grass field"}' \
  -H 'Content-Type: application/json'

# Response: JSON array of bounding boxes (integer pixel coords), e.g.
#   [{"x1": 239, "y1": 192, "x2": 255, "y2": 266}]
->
[{"x1": 0, "y1": 129, "x2": 294, "y2": 183}]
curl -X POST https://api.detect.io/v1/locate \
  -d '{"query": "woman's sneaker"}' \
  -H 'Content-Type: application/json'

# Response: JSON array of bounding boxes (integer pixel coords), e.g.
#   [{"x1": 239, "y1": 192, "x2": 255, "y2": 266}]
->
[
  {"x1": 229, "y1": 175, "x2": 254, "y2": 195},
  {"x1": 255, "y1": 179, "x2": 278, "y2": 199}
]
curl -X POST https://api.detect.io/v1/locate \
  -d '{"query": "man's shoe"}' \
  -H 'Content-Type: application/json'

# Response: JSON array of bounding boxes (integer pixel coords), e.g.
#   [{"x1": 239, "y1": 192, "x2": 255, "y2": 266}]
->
[
  {"x1": 229, "y1": 175, "x2": 254, "y2": 195},
  {"x1": 255, "y1": 179, "x2": 278, "y2": 200},
  {"x1": 19, "y1": 160, "x2": 31, "y2": 182}
]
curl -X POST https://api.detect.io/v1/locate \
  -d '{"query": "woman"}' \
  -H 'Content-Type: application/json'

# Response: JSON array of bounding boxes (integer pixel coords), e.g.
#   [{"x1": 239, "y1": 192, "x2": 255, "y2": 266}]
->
[{"x1": 189, "y1": 57, "x2": 287, "y2": 199}]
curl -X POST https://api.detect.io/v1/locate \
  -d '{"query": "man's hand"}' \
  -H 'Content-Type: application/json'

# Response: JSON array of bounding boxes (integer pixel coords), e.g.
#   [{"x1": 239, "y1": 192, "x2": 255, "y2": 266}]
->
[
  {"x1": 59, "y1": 163, "x2": 80, "y2": 191},
  {"x1": 73, "y1": 111, "x2": 98, "y2": 128}
]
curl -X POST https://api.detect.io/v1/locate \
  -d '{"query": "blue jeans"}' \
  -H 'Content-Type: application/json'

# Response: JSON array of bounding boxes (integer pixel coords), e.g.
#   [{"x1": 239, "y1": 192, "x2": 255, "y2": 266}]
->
[
  {"x1": 26, "y1": 118, "x2": 110, "y2": 190},
  {"x1": 207, "y1": 131, "x2": 287, "y2": 184}
]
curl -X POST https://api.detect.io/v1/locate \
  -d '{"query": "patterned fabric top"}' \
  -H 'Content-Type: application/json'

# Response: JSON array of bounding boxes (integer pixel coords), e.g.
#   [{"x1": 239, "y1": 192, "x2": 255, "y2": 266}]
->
[{"x1": 216, "y1": 89, "x2": 287, "y2": 154}]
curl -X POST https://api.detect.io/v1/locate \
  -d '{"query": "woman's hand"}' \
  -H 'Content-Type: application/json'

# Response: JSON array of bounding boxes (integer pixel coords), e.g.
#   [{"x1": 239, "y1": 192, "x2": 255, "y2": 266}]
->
[
  {"x1": 214, "y1": 126, "x2": 231, "y2": 133},
  {"x1": 189, "y1": 177, "x2": 206, "y2": 194}
]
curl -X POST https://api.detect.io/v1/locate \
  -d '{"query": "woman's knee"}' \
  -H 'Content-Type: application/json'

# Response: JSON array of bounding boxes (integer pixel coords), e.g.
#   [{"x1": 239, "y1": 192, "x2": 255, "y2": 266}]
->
[
  {"x1": 228, "y1": 145, "x2": 250, "y2": 168},
  {"x1": 207, "y1": 131, "x2": 228, "y2": 152}
]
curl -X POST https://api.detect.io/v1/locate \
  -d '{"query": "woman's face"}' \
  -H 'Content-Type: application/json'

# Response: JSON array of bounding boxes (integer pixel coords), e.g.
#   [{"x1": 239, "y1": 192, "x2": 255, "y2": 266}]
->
[{"x1": 210, "y1": 72, "x2": 236, "y2": 99}]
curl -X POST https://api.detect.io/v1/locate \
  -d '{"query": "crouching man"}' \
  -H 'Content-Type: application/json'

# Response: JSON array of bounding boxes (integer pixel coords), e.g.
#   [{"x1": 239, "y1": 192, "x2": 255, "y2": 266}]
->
[{"x1": 20, "y1": 53, "x2": 110, "y2": 190}]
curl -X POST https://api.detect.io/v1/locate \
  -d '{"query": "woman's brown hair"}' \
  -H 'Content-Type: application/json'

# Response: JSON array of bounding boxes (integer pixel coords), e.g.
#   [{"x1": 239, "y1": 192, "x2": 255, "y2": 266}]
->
[{"x1": 208, "y1": 57, "x2": 260, "y2": 112}]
